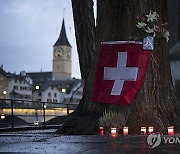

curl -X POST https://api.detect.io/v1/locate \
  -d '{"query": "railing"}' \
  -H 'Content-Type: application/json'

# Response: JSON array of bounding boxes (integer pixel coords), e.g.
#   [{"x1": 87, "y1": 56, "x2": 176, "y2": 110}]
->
[{"x1": 0, "y1": 99, "x2": 79, "y2": 129}]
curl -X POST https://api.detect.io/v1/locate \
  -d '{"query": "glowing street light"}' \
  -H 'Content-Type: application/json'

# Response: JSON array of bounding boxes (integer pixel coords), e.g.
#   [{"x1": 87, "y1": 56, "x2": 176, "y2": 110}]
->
[
  {"x1": 34, "y1": 121, "x2": 39, "y2": 126},
  {"x1": 1, "y1": 114, "x2": 5, "y2": 119},
  {"x1": 35, "y1": 85, "x2": 40, "y2": 90},
  {"x1": 3, "y1": 90, "x2": 7, "y2": 95},
  {"x1": 62, "y1": 88, "x2": 66, "y2": 93}
]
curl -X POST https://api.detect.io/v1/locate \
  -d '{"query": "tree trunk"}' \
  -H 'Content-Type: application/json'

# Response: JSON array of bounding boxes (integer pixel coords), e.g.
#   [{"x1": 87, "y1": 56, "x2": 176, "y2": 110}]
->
[{"x1": 58, "y1": 0, "x2": 180, "y2": 135}]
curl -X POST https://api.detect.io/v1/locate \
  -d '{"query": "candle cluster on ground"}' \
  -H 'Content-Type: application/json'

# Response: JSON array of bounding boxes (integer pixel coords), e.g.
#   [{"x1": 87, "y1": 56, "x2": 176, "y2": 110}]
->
[{"x1": 99, "y1": 126, "x2": 175, "y2": 135}]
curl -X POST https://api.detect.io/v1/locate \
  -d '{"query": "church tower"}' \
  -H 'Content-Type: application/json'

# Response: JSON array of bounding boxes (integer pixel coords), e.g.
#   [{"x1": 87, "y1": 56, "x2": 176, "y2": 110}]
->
[{"x1": 52, "y1": 19, "x2": 72, "y2": 80}]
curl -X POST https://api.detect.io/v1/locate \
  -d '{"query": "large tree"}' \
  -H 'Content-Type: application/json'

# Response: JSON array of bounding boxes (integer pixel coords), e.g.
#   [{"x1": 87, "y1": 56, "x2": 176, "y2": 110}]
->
[{"x1": 59, "y1": 0, "x2": 180, "y2": 134}]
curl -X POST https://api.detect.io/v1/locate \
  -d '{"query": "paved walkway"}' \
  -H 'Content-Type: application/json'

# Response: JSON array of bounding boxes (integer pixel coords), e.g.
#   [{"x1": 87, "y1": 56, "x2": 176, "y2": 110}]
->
[{"x1": 0, "y1": 129, "x2": 179, "y2": 153}]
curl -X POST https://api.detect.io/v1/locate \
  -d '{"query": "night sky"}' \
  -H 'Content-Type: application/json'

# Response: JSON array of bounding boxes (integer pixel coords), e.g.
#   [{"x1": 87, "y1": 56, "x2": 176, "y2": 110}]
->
[{"x1": 0, "y1": 0, "x2": 81, "y2": 78}]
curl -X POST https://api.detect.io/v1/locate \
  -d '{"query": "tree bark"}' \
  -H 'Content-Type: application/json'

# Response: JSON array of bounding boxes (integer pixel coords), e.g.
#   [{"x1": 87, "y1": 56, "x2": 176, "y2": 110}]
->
[
  {"x1": 71, "y1": 0, "x2": 96, "y2": 83},
  {"x1": 58, "y1": 0, "x2": 180, "y2": 134}
]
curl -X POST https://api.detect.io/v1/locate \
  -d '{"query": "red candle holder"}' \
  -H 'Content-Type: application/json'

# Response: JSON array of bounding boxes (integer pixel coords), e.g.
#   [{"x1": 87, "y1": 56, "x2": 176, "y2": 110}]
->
[
  {"x1": 99, "y1": 127, "x2": 104, "y2": 135},
  {"x1": 141, "y1": 127, "x2": 146, "y2": 134},
  {"x1": 111, "y1": 128, "x2": 117, "y2": 136},
  {"x1": 148, "y1": 126, "x2": 154, "y2": 134},
  {"x1": 168, "y1": 126, "x2": 174, "y2": 135},
  {"x1": 123, "y1": 126, "x2": 128, "y2": 135}
]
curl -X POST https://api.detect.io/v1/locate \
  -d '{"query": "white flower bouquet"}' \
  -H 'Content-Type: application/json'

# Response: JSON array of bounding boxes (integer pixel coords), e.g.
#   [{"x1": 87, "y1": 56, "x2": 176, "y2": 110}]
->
[{"x1": 132, "y1": 11, "x2": 170, "y2": 43}]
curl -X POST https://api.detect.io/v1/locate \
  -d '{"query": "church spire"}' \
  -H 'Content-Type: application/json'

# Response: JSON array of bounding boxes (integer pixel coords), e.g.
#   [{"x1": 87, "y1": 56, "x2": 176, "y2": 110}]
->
[{"x1": 53, "y1": 19, "x2": 71, "y2": 47}]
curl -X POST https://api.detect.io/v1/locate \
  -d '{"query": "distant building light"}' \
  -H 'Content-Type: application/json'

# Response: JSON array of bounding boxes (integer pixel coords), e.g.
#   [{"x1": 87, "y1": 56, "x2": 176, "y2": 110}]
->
[
  {"x1": 3, "y1": 90, "x2": 7, "y2": 95},
  {"x1": 1, "y1": 114, "x2": 5, "y2": 119},
  {"x1": 62, "y1": 88, "x2": 66, "y2": 93},
  {"x1": 34, "y1": 121, "x2": 39, "y2": 126},
  {"x1": 35, "y1": 86, "x2": 40, "y2": 90}
]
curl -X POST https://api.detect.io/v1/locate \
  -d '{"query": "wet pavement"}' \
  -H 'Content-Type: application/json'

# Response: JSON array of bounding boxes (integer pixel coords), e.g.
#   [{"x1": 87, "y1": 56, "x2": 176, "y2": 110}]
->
[{"x1": 0, "y1": 129, "x2": 179, "y2": 154}]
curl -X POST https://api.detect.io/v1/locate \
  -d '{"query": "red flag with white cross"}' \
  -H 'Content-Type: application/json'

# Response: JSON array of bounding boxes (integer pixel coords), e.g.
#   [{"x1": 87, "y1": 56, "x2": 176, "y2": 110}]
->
[{"x1": 91, "y1": 41, "x2": 151, "y2": 105}]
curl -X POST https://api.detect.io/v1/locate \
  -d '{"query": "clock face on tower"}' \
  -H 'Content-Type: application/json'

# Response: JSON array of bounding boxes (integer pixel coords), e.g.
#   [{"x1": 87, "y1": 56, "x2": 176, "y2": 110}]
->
[
  {"x1": 54, "y1": 47, "x2": 71, "y2": 60},
  {"x1": 55, "y1": 50, "x2": 63, "y2": 58}
]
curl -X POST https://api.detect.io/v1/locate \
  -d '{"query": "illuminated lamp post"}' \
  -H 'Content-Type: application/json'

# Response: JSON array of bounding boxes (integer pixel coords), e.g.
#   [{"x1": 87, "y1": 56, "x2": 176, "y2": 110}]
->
[
  {"x1": 62, "y1": 88, "x2": 66, "y2": 93},
  {"x1": 1, "y1": 114, "x2": 5, "y2": 119},
  {"x1": 3, "y1": 90, "x2": 7, "y2": 98},
  {"x1": 35, "y1": 85, "x2": 40, "y2": 90}
]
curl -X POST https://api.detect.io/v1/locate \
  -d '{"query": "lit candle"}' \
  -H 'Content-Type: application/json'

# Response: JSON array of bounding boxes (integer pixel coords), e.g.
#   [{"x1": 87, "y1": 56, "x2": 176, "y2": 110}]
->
[
  {"x1": 141, "y1": 127, "x2": 146, "y2": 134},
  {"x1": 99, "y1": 127, "x2": 104, "y2": 135},
  {"x1": 148, "y1": 126, "x2": 154, "y2": 134},
  {"x1": 111, "y1": 128, "x2": 117, "y2": 136},
  {"x1": 168, "y1": 126, "x2": 174, "y2": 135},
  {"x1": 123, "y1": 126, "x2": 128, "y2": 135}
]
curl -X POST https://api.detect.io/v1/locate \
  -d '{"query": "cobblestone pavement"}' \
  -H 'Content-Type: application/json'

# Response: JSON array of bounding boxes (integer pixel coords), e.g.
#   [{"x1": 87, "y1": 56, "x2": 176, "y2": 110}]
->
[{"x1": 0, "y1": 129, "x2": 179, "y2": 154}]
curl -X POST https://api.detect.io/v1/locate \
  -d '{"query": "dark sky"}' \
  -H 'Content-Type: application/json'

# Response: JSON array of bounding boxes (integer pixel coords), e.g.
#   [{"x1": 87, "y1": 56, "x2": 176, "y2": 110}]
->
[{"x1": 0, "y1": 0, "x2": 81, "y2": 78}]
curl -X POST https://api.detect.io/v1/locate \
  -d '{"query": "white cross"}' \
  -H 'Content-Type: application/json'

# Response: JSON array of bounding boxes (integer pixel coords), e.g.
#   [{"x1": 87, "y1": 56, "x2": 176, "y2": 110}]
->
[{"x1": 104, "y1": 52, "x2": 139, "y2": 95}]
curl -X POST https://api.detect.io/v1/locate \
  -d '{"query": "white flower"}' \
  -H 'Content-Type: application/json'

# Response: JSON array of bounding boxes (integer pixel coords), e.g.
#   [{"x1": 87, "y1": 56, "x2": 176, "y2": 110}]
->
[
  {"x1": 164, "y1": 30, "x2": 170, "y2": 42},
  {"x1": 146, "y1": 11, "x2": 159, "y2": 22},
  {"x1": 136, "y1": 22, "x2": 147, "y2": 28},
  {"x1": 145, "y1": 27, "x2": 154, "y2": 33}
]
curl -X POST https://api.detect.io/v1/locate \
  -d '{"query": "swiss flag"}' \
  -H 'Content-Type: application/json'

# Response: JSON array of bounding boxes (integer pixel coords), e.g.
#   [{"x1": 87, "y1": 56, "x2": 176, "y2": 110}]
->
[{"x1": 91, "y1": 41, "x2": 151, "y2": 105}]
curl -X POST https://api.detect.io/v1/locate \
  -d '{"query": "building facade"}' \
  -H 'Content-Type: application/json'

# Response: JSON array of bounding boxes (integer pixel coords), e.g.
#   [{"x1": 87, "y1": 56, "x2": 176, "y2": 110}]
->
[
  {"x1": 0, "y1": 19, "x2": 82, "y2": 105},
  {"x1": 52, "y1": 19, "x2": 72, "y2": 80},
  {"x1": 0, "y1": 66, "x2": 9, "y2": 99},
  {"x1": 7, "y1": 72, "x2": 32, "y2": 100}
]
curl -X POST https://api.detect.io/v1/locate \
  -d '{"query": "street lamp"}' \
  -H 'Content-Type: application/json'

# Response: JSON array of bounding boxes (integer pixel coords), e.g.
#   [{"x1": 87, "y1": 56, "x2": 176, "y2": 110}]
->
[
  {"x1": 62, "y1": 88, "x2": 66, "y2": 93},
  {"x1": 35, "y1": 85, "x2": 40, "y2": 90},
  {"x1": 3, "y1": 90, "x2": 7, "y2": 95},
  {"x1": 1, "y1": 114, "x2": 5, "y2": 119}
]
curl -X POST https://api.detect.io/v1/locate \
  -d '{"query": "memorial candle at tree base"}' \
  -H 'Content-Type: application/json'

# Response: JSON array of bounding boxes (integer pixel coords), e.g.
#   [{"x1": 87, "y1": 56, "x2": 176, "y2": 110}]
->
[
  {"x1": 148, "y1": 126, "x2": 154, "y2": 134},
  {"x1": 123, "y1": 127, "x2": 128, "y2": 135},
  {"x1": 141, "y1": 127, "x2": 146, "y2": 134},
  {"x1": 99, "y1": 127, "x2": 104, "y2": 135},
  {"x1": 111, "y1": 128, "x2": 117, "y2": 136},
  {"x1": 168, "y1": 126, "x2": 174, "y2": 135}
]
